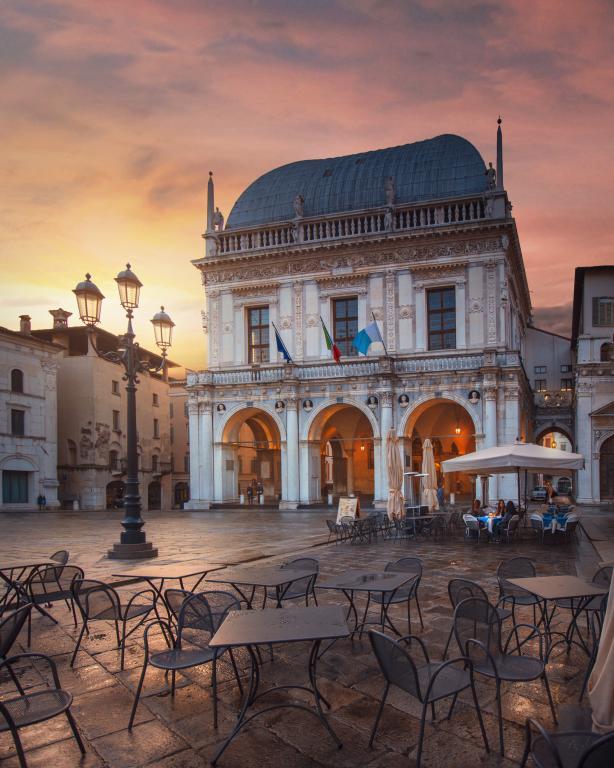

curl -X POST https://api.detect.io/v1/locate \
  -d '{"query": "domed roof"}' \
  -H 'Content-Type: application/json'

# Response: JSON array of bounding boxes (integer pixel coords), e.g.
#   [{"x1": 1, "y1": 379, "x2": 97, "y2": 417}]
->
[{"x1": 226, "y1": 134, "x2": 488, "y2": 230}]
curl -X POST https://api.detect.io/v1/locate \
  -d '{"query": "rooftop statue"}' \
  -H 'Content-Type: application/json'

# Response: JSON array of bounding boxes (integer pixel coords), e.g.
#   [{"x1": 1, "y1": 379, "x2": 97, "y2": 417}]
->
[
  {"x1": 385, "y1": 176, "x2": 396, "y2": 205},
  {"x1": 485, "y1": 162, "x2": 496, "y2": 190},
  {"x1": 293, "y1": 194, "x2": 305, "y2": 218},
  {"x1": 212, "y1": 207, "x2": 225, "y2": 231}
]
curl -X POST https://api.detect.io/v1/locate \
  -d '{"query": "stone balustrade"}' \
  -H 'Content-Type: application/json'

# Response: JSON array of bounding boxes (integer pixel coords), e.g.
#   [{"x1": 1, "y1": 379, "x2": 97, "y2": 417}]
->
[{"x1": 215, "y1": 194, "x2": 490, "y2": 256}]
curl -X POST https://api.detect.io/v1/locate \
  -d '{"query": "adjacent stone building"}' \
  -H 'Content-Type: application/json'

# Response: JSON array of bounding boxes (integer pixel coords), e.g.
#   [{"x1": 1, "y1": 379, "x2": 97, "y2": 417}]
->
[
  {"x1": 0, "y1": 317, "x2": 62, "y2": 509},
  {"x1": 186, "y1": 124, "x2": 536, "y2": 508},
  {"x1": 572, "y1": 266, "x2": 614, "y2": 503}
]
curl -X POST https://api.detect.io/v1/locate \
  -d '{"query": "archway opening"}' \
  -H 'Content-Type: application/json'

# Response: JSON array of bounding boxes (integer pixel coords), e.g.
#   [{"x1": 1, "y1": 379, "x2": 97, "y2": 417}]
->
[
  {"x1": 600, "y1": 436, "x2": 614, "y2": 501},
  {"x1": 221, "y1": 408, "x2": 282, "y2": 503},
  {"x1": 536, "y1": 429, "x2": 574, "y2": 496},
  {"x1": 106, "y1": 480, "x2": 125, "y2": 509},
  {"x1": 308, "y1": 404, "x2": 375, "y2": 505},
  {"x1": 404, "y1": 399, "x2": 476, "y2": 503},
  {"x1": 174, "y1": 481, "x2": 190, "y2": 508},
  {"x1": 148, "y1": 480, "x2": 161, "y2": 510}
]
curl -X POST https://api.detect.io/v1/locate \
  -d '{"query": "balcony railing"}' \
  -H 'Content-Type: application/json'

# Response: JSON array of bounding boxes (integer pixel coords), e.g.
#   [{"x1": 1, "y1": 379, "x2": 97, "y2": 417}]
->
[{"x1": 215, "y1": 195, "x2": 489, "y2": 256}]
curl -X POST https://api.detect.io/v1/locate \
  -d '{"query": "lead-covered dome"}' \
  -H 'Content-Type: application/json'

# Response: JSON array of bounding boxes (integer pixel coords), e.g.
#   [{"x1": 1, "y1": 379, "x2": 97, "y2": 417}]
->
[{"x1": 226, "y1": 134, "x2": 488, "y2": 229}]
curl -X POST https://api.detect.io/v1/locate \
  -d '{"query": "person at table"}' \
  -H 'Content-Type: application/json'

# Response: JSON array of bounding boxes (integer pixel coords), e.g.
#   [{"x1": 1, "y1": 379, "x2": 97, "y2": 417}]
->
[
  {"x1": 472, "y1": 499, "x2": 482, "y2": 515},
  {"x1": 492, "y1": 500, "x2": 515, "y2": 541}
]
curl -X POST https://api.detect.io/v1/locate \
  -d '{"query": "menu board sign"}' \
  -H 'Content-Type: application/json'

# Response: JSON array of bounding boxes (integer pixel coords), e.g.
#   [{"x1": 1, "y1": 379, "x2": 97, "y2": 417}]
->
[{"x1": 336, "y1": 496, "x2": 360, "y2": 522}]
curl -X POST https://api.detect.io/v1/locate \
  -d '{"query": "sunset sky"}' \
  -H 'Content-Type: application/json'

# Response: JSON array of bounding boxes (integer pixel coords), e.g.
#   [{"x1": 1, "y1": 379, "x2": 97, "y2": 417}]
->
[{"x1": 2, "y1": 0, "x2": 613, "y2": 370}]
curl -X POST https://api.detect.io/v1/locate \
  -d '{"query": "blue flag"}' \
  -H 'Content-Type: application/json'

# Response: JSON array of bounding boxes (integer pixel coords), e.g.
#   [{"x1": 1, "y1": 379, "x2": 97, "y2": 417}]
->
[
  {"x1": 353, "y1": 321, "x2": 384, "y2": 355},
  {"x1": 274, "y1": 325, "x2": 292, "y2": 363}
]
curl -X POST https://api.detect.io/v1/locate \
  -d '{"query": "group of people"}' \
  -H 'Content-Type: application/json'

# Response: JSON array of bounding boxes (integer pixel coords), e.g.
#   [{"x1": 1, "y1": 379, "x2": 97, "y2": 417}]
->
[
  {"x1": 244, "y1": 480, "x2": 264, "y2": 505},
  {"x1": 471, "y1": 498, "x2": 517, "y2": 540}
]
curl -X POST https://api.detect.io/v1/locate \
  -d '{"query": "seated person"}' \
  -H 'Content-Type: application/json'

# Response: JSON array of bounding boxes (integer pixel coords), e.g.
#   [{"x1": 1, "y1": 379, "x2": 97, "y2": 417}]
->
[{"x1": 492, "y1": 500, "x2": 516, "y2": 539}]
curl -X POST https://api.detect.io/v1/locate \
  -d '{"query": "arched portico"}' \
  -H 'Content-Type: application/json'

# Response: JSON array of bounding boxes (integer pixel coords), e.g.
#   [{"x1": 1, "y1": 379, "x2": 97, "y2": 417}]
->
[
  {"x1": 300, "y1": 401, "x2": 377, "y2": 505},
  {"x1": 401, "y1": 397, "x2": 477, "y2": 504}
]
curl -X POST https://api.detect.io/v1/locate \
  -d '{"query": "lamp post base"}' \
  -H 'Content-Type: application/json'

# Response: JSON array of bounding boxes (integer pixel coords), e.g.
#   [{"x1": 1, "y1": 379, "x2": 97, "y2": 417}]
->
[{"x1": 108, "y1": 540, "x2": 159, "y2": 559}]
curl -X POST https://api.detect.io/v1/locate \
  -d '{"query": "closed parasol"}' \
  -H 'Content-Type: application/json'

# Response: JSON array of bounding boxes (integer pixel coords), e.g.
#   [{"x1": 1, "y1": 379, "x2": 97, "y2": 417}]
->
[
  {"x1": 386, "y1": 427, "x2": 404, "y2": 520},
  {"x1": 421, "y1": 438, "x2": 439, "y2": 511}
]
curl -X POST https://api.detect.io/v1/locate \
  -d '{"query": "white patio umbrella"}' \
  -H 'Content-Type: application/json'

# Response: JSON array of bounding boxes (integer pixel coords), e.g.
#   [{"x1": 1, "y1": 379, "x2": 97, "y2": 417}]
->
[
  {"x1": 441, "y1": 441, "x2": 584, "y2": 507},
  {"x1": 386, "y1": 427, "x2": 404, "y2": 520},
  {"x1": 421, "y1": 438, "x2": 439, "y2": 511},
  {"x1": 588, "y1": 572, "x2": 614, "y2": 732}
]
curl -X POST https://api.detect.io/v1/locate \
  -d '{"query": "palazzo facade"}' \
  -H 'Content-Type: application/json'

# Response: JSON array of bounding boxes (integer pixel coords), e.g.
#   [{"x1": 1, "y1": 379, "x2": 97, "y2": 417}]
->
[{"x1": 186, "y1": 127, "x2": 534, "y2": 508}]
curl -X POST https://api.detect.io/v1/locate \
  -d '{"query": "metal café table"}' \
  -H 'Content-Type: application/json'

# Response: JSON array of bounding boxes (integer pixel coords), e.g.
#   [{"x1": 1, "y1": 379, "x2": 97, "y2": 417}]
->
[
  {"x1": 317, "y1": 569, "x2": 414, "y2": 638},
  {"x1": 111, "y1": 561, "x2": 226, "y2": 607},
  {"x1": 506, "y1": 575, "x2": 608, "y2": 653},
  {"x1": 0, "y1": 560, "x2": 57, "y2": 618},
  {"x1": 205, "y1": 564, "x2": 318, "y2": 609},
  {"x1": 209, "y1": 605, "x2": 349, "y2": 765}
]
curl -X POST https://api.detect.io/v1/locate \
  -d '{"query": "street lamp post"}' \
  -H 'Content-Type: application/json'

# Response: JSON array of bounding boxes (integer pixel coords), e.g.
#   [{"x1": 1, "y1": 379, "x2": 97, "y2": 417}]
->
[{"x1": 73, "y1": 265, "x2": 174, "y2": 559}]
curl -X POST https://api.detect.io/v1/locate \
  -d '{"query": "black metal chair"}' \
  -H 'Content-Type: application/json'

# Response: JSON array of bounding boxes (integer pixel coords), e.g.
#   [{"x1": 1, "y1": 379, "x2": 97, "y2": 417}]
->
[
  {"x1": 442, "y1": 578, "x2": 512, "y2": 658},
  {"x1": 453, "y1": 596, "x2": 557, "y2": 756},
  {"x1": 366, "y1": 557, "x2": 423, "y2": 635},
  {"x1": 368, "y1": 630, "x2": 489, "y2": 766},
  {"x1": 325, "y1": 519, "x2": 340, "y2": 544},
  {"x1": 520, "y1": 717, "x2": 614, "y2": 768},
  {"x1": 497, "y1": 556, "x2": 544, "y2": 628},
  {"x1": 263, "y1": 557, "x2": 319, "y2": 608},
  {"x1": 500, "y1": 514, "x2": 521, "y2": 544},
  {"x1": 24, "y1": 565, "x2": 84, "y2": 645},
  {"x1": 70, "y1": 578, "x2": 159, "y2": 669},
  {"x1": 49, "y1": 550, "x2": 69, "y2": 566},
  {"x1": 463, "y1": 514, "x2": 485, "y2": 543},
  {"x1": 129, "y1": 591, "x2": 243, "y2": 730},
  {"x1": 550, "y1": 566, "x2": 612, "y2": 648},
  {"x1": 530, "y1": 515, "x2": 547, "y2": 544},
  {"x1": 164, "y1": 588, "x2": 193, "y2": 629},
  {"x1": 0, "y1": 652, "x2": 85, "y2": 767},
  {"x1": 0, "y1": 605, "x2": 32, "y2": 695}
]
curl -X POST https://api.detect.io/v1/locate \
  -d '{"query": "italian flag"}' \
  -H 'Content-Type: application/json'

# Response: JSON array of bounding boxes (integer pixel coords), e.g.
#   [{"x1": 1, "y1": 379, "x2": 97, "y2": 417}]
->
[{"x1": 321, "y1": 317, "x2": 341, "y2": 363}]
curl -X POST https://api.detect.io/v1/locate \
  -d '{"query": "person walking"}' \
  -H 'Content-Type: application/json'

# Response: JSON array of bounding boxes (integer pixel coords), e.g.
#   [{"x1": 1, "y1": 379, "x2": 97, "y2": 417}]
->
[
  {"x1": 246, "y1": 485, "x2": 253, "y2": 506},
  {"x1": 37, "y1": 494, "x2": 44, "y2": 510}
]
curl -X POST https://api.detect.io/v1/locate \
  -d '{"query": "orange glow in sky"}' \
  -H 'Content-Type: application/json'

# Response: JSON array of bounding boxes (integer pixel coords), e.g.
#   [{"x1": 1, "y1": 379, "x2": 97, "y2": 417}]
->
[{"x1": 2, "y1": 0, "x2": 613, "y2": 369}]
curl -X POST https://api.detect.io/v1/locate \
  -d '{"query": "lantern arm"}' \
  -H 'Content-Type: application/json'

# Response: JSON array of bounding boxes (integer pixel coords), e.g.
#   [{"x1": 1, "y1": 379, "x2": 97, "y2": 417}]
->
[
  {"x1": 135, "y1": 349, "x2": 167, "y2": 376},
  {"x1": 85, "y1": 327, "x2": 124, "y2": 364}
]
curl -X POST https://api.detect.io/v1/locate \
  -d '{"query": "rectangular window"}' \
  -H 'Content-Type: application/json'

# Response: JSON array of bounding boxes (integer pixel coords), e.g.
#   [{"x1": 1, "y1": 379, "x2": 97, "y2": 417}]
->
[
  {"x1": 111, "y1": 380, "x2": 120, "y2": 395},
  {"x1": 535, "y1": 379, "x2": 547, "y2": 392},
  {"x1": 152, "y1": 454, "x2": 159, "y2": 473},
  {"x1": 534, "y1": 365, "x2": 547, "y2": 374},
  {"x1": 561, "y1": 378, "x2": 573, "y2": 391},
  {"x1": 112, "y1": 410, "x2": 120, "y2": 431},
  {"x1": 427, "y1": 287, "x2": 456, "y2": 351},
  {"x1": 184, "y1": 454, "x2": 190, "y2": 473},
  {"x1": 2, "y1": 470, "x2": 28, "y2": 503},
  {"x1": 153, "y1": 418, "x2": 159, "y2": 438},
  {"x1": 247, "y1": 306, "x2": 270, "y2": 363},
  {"x1": 11, "y1": 409, "x2": 25, "y2": 436},
  {"x1": 560, "y1": 364, "x2": 572, "y2": 373},
  {"x1": 332, "y1": 297, "x2": 358, "y2": 356},
  {"x1": 152, "y1": 393, "x2": 159, "y2": 407},
  {"x1": 593, "y1": 297, "x2": 614, "y2": 326}
]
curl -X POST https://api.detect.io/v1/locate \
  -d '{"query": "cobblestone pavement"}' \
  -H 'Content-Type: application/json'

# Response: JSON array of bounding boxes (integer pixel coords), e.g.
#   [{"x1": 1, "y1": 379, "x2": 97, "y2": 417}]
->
[{"x1": 0, "y1": 510, "x2": 601, "y2": 767}]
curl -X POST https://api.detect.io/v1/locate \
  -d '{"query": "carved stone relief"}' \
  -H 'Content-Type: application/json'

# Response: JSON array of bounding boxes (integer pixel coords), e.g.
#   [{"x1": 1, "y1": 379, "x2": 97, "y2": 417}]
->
[
  {"x1": 279, "y1": 315, "x2": 292, "y2": 330},
  {"x1": 306, "y1": 314, "x2": 319, "y2": 328},
  {"x1": 385, "y1": 270, "x2": 396, "y2": 352},
  {"x1": 293, "y1": 282, "x2": 304, "y2": 358},
  {"x1": 486, "y1": 263, "x2": 497, "y2": 344}
]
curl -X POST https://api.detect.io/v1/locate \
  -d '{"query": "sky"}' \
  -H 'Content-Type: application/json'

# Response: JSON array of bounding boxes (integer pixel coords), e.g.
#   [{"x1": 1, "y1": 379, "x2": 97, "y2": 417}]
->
[{"x1": 2, "y1": 0, "x2": 613, "y2": 370}]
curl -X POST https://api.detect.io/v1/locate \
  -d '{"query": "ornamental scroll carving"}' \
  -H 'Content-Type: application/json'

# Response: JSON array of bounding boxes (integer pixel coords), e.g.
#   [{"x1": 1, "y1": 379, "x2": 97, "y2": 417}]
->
[
  {"x1": 306, "y1": 314, "x2": 319, "y2": 328},
  {"x1": 399, "y1": 305, "x2": 415, "y2": 320},
  {"x1": 385, "y1": 270, "x2": 396, "y2": 352},
  {"x1": 201, "y1": 238, "x2": 502, "y2": 285},
  {"x1": 486, "y1": 263, "x2": 497, "y2": 344},
  {"x1": 293, "y1": 282, "x2": 303, "y2": 359},
  {"x1": 279, "y1": 315, "x2": 292, "y2": 330}
]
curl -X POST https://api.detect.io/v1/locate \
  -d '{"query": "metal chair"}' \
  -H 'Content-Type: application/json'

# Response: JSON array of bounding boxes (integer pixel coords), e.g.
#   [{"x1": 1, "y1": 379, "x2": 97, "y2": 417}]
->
[
  {"x1": 263, "y1": 557, "x2": 319, "y2": 607},
  {"x1": 24, "y1": 565, "x2": 84, "y2": 645},
  {"x1": 580, "y1": 594, "x2": 607, "y2": 701},
  {"x1": 551, "y1": 566, "x2": 612, "y2": 645},
  {"x1": 366, "y1": 557, "x2": 423, "y2": 635},
  {"x1": 520, "y1": 717, "x2": 614, "y2": 768},
  {"x1": 500, "y1": 515, "x2": 520, "y2": 544},
  {"x1": 530, "y1": 514, "x2": 546, "y2": 544},
  {"x1": 442, "y1": 578, "x2": 512, "y2": 658},
  {"x1": 368, "y1": 630, "x2": 489, "y2": 766},
  {"x1": 497, "y1": 556, "x2": 544, "y2": 628},
  {"x1": 0, "y1": 605, "x2": 32, "y2": 695},
  {"x1": 129, "y1": 591, "x2": 243, "y2": 730},
  {"x1": 463, "y1": 514, "x2": 485, "y2": 543},
  {"x1": 453, "y1": 596, "x2": 557, "y2": 756},
  {"x1": 325, "y1": 519, "x2": 340, "y2": 544},
  {"x1": 0, "y1": 652, "x2": 85, "y2": 767},
  {"x1": 70, "y1": 578, "x2": 159, "y2": 669},
  {"x1": 164, "y1": 588, "x2": 193, "y2": 630}
]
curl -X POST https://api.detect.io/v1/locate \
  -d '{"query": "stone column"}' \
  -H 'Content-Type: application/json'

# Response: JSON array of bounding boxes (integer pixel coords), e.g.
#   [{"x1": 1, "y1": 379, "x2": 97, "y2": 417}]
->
[
  {"x1": 375, "y1": 391, "x2": 393, "y2": 507},
  {"x1": 280, "y1": 398, "x2": 299, "y2": 509},
  {"x1": 185, "y1": 396, "x2": 202, "y2": 509},
  {"x1": 299, "y1": 440, "x2": 311, "y2": 504},
  {"x1": 197, "y1": 398, "x2": 213, "y2": 508},
  {"x1": 575, "y1": 382, "x2": 593, "y2": 502},
  {"x1": 499, "y1": 386, "x2": 519, "y2": 501},
  {"x1": 455, "y1": 279, "x2": 466, "y2": 349},
  {"x1": 345, "y1": 448, "x2": 355, "y2": 495},
  {"x1": 40, "y1": 359, "x2": 60, "y2": 507},
  {"x1": 484, "y1": 385, "x2": 498, "y2": 499}
]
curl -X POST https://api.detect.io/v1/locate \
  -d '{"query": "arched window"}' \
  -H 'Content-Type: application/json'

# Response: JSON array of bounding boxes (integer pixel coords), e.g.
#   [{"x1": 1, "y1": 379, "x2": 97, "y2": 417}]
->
[
  {"x1": 151, "y1": 454, "x2": 159, "y2": 473},
  {"x1": 109, "y1": 450, "x2": 119, "y2": 471},
  {"x1": 11, "y1": 369, "x2": 23, "y2": 393}
]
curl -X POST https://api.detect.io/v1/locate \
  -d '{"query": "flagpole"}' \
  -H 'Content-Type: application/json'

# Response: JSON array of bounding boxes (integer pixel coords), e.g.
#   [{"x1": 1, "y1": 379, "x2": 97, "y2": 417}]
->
[{"x1": 371, "y1": 311, "x2": 389, "y2": 357}]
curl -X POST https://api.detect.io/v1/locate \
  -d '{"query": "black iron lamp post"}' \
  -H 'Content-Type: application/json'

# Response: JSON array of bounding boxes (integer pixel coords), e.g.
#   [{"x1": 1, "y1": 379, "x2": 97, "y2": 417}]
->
[{"x1": 73, "y1": 265, "x2": 174, "y2": 559}]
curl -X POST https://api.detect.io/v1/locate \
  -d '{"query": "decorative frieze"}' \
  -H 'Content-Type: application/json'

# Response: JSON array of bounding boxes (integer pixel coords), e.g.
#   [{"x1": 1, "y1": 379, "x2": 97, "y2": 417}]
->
[
  {"x1": 385, "y1": 270, "x2": 396, "y2": 352},
  {"x1": 486, "y1": 262, "x2": 497, "y2": 344},
  {"x1": 293, "y1": 282, "x2": 304, "y2": 359}
]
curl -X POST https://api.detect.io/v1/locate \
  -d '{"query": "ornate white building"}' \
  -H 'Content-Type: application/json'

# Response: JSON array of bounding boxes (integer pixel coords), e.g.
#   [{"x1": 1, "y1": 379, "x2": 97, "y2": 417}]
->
[{"x1": 186, "y1": 124, "x2": 535, "y2": 508}]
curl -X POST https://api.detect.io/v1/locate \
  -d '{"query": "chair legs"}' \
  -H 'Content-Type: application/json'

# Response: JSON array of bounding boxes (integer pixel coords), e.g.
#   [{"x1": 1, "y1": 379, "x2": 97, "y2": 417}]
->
[
  {"x1": 495, "y1": 678, "x2": 504, "y2": 755},
  {"x1": 128, "y1": 656, "x2": 149, "y2": 730},
  {"x1": 368, "y1": 682, "x2": 390, "y2": 747},
  {"x1": 542, "y1": 672, "x2": 557, "y2": 724},
  {"x1": 65, "y1": 709, "x2": 86, "y2": 754},
  {"x1": 70, "y1": 621, "x2": 88, "y2": 667}
]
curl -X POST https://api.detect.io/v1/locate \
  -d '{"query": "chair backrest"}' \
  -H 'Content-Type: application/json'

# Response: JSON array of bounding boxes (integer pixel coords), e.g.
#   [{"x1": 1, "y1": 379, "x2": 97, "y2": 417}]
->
[
  {"x1": 164, "y1": 588, "x2": 193, "y2": 624},
  {"x1": 50, "y1": 550, "x2": 69, "y2": 565},
  {"x1": 453, "y1": 597, "x2": 502, "y2": 661},
  {"x1": 326, "y1": 520, "x2": 337, "y2": 533},
  {"x1": 29, "y1": 565, "x2": 84, "y2": 598},
  {"x1": 506, "y1": 515, "x2": 520, "y2": 533},
  {"x1": 592, "y1": 566, "x2": 613, "y2": 589},
  {"x1": 369, "y1": 630, "x2": 423, "y2": 701},
  {"x1": 178, "y1": 591, "x2": 240, "y2": 646},
  {"x1": 579, "y1": 731, "x2": 614, "y2": 768},
  {"x1": 72, "y1": 578, "x2": 120, "y2": 621},
  {"x1": 448, "y1": 578, "x2": 488, "y2": 609},
  {"x1": 497, "y1": 557, "x2": 536, "y2": 597},
  {"x1": 463, "y1": 514, "x2": 480, "y2": 532},
  {"x1": 386, "y1": 557, "x2": 422, "y2": 578},
  {"x1": 0, "y1": 604, "x2": 32, "y2": 659},
  {"x1": 530, "y1": 516, "x2": 544, "y2": 531},
  {"x1": 281, "y1": 558, "x2": 318, "y2": 597}
]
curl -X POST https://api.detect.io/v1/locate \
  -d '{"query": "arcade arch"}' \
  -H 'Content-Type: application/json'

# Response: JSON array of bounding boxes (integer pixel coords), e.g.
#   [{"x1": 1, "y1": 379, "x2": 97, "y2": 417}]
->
[
  {"x1": 403, "y1": 398, "x2": 476, "y2": 503},
  {"x1": 219, "y1": 407, "x2": 282, "y2": 503},
  {"x1": 305, "y1": 403, "x2": 375, "y2": 505},
  {"x1": 600, "y1": 435, "x2": 614, "y2": 500}
]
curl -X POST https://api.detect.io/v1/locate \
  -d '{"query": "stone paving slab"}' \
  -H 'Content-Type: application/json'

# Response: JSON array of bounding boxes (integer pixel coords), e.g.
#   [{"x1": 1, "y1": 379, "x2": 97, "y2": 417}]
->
[{"x1": 0, "y1": 509, "x2": 602, "y2": 767}]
